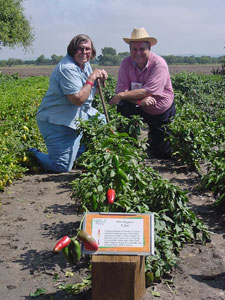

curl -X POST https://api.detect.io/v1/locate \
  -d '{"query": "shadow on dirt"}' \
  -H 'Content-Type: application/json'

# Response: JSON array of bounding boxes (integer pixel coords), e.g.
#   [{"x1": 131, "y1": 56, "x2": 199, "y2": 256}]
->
[
  {"x1": 191, "y1": 202, "x2": 225, "y2": 235},
  {"x1": 14, "y1": 249, "x2": 64, "y2": 272},
  {"x1": 14, "y1": 246, "x2": 90, "y2": 272},
  {"x1": 145, "y1": 159, "x2": 201, "y2": 188},
  {"x1": 18, "y1": 247, "x2": 92, "y2": 300},
  {"x1": 12, "y1": 185, "x2": 89, "y2": 284},
  {"x1": 44, "y1": 202, "x2": 81, "y2": 216},
  {"x1": 41, "y1": 220, "x2": 81, "y2": 240},
  {"x1": 147, "y1": 159, "x2": 190, "y2": 174},
  {"x1": 30, "y1": 170, "x2": 81, "y2": 191},
  {"x1": 23, "y1": 289, "x2": 91, "y2": 300},
  {"x1": 190, "y1": 272, "x2": 225, "y2": 290}
]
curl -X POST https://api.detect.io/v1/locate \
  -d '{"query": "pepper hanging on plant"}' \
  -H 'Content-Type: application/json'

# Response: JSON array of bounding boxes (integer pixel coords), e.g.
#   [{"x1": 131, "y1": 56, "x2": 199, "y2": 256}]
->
[
  {"x1": 117, "y1": 168, "x2": 128, "y2": 182},
  {"x1": 107, "y1": 189, "x2": 115, "y2": 204},
  {"x1": 112, "y1": 154, "x2": 119, "y2": 171},
  {"x1": 62, "y1": 246, "x2": 74, "y2": 264},
  {"x1": 91, "y1": 194, "x2": 98, "y2": 211},
  {"x1": 77, "y1": 230, "x2": 98, "y2": 251},
  {"x1": 53, "y1": 236, "x2": 71, "y2": 253},
  {"x1": 69, "y1": 238, "x2": 81, "y2": 263}
]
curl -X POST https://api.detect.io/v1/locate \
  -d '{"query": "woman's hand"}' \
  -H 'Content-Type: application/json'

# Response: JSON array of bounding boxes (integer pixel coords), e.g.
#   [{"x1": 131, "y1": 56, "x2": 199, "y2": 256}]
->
[
  {"x1": 100, "y1": 69, "x2": 108, "y2": 80},
  {"x1": 67, "y1": 69, "x2": 109, "y2": 106},
  {"x1": 90, "y1": 69, "x2": 108, "y2": 81}
]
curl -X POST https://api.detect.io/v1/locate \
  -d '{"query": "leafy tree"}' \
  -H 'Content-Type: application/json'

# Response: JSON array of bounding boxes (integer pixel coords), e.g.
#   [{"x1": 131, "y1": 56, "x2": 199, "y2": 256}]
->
[
  {"x1": 51, "y1": 54, "x2": 63, "y2": 65},
  {"x1": 99, "y1": 54, "x2": 120, "y2": 66},
  {"x1": 101, "y1": 47, "x2": 117, "y2": 56},
  {"x1": 98, "y1": 47, "x2": 120, "y2": 66},
  {"x1": 7, "y1": 57, "x2": 22, "y2": 66},
  {"x1": 118, "y1": 52, "x2": 129, "y2": 61},
  {"x1": 36, "y1": 55, "x2": 47, "y2": 65},
  {"x1": 0, "y1": 60, "x2": 7, "y2": 67},
  {"x1": 0, "y1": 0, "x2": 34, "y2": 49},
  {"x1": 196, "y1": 56, "x2": 211, "y2": 64},
  {"x1": 212, "y1": 55, "x2": 225, "y2": 75}
]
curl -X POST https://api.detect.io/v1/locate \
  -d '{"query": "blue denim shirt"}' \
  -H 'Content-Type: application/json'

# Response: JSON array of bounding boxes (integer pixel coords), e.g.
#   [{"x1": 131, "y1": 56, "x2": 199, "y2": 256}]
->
[{"x1": 36, "y1": 54, "x2": 98, "y2": 129}]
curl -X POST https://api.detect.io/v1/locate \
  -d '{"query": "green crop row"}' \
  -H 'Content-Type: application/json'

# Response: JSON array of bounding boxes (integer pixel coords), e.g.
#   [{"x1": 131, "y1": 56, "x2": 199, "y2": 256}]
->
[
  {"x1": 0, "y1": 73, "x2": 47, "y2": 190},
  {"x1": 168, "y1": 73, "x2": 225, "y2": 211}
]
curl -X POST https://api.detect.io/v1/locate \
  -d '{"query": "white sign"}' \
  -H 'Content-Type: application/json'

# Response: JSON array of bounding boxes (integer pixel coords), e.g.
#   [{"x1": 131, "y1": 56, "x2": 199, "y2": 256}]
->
[
  {"x1": 91, "y1": 218, "x2": 144, "y2": 248},
  {"x1": 82, "y1": 212, "x2": 154, "y2": 255}
]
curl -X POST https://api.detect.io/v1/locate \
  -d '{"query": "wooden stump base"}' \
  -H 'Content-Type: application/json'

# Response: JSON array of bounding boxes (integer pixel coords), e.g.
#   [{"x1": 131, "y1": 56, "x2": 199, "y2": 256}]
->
[{"x1": 92, "y1": 255, "x2": 145, "y2": 300}]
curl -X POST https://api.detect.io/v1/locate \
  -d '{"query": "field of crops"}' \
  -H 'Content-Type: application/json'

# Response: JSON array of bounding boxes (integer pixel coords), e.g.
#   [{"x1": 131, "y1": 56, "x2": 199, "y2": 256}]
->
[
  {"x1": 0, "y1": 71, "x2": 224, "y2": 297},
  {"x1": 0, "y1": 63, "x2": 222, "y2": 78}
]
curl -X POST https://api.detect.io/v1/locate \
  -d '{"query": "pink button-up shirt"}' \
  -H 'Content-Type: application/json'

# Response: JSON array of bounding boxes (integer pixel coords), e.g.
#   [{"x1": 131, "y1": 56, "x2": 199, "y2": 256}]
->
[{"x1": 116, "y1": 52, "x2": 174, "y2": 115}]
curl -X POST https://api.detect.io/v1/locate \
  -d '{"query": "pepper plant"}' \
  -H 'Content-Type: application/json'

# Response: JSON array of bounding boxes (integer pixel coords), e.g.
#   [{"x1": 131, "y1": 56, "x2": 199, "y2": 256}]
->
[
  {"x1": 200, "y1": 145, "x2": 225, "y2": 212},
  {"x1": 71, "y1": 116, "x2": 210, "y2": 281}
]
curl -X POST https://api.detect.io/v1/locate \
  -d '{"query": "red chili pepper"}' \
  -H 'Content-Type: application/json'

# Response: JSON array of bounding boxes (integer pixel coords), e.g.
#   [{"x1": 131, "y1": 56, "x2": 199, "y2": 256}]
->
[
  {"x1": 84, "y1": 241, "x2": 99, "y2": 251},
  {"x1": 53, "y1": 236, "x2": 71, "y2": 253},
  {"x1": 77, "y1": 230, "x2": 98, "y2": 251},
  {"x1": 107, "y1": 189, "x2": 115, "y2": 204}
]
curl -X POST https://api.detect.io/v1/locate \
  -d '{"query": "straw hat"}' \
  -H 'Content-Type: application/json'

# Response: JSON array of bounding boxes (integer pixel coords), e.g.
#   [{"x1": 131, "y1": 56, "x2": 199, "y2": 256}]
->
[{"x1": 123, "y1": 28, "x2": 157, "y2": 46}]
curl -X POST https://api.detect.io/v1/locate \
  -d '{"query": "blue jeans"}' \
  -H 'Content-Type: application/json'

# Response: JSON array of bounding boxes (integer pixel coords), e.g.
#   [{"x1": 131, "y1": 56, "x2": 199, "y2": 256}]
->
[
  {"x1": 33, "y1": 121, "x2": 84, "y2": 172},
  {"x1": 33, "y1": 114, "x2": 105, "y2": 172}
]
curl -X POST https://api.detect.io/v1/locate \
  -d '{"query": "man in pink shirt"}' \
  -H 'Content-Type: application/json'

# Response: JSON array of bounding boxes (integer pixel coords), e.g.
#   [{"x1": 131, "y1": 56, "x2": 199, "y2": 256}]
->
[{"x1": 109, "y1": 28, "x2": 176, "y2": 159}]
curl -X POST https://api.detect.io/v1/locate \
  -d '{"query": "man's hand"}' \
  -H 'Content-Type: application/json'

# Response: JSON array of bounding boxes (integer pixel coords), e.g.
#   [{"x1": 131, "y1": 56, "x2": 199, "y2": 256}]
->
[
  {"x1": 139, "y1": 96, "x2": 156, "y2": 107},
  {"x1": 109, "y1": 94, "x2": 122, "y2": 105}
]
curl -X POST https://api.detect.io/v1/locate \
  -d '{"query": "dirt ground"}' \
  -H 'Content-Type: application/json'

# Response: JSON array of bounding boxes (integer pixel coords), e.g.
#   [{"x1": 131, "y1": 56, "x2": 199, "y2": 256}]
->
[{"x1": 0, "y1": 157, "x2": 225, "y2": 300}]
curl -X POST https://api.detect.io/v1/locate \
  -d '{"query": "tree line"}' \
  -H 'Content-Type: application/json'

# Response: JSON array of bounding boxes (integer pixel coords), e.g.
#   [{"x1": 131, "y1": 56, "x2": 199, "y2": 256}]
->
[
  {"x1": 0, "y1": 1, "x2": 224, "y2": 68},
  {"x1": 95, "y1": 48, "x2": 224, "y2": 66},
  {"x1": 0, "y1": 54, "x2": 64, "y2": 67},
  {"x1": 0, "y1": 47, "x2": 224, "y2": 67}
]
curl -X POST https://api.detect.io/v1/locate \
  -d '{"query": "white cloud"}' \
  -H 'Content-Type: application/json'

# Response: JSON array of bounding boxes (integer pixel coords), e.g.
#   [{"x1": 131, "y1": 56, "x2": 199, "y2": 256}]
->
[{"x1": 0, "y1": 0, "x2": 224, "y2": 59}]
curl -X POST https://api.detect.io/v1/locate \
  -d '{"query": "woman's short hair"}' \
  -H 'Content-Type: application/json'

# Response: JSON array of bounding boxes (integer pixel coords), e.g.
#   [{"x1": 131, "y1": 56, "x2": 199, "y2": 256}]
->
[{"x1": 67, "y1": 34, "x2": 96, "y2": 59}]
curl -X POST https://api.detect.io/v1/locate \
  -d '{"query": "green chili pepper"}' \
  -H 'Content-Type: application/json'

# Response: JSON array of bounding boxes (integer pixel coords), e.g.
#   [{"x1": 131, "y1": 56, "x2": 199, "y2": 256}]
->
[
  {"x1": 62, "y1": 245, "x2": 74, "y2": 264},
  {"x1": 69, "y1": 238, "x2": 81, "y2": 263},
  {"x1": 120, "y1": 179, "x2": 127, "y2": 187},
  {"x1": 112, "y1": 154, "x2": 120, "y2": 171},
  {"x1": 91, "y1": 194, "x2": 98, "y2": 211},
  {"x1": 117, "y1": 168, "x2": 128, "y2": 182},
  {"x1": 145, "y1": 271, "x2": 154, "y2": 287}
]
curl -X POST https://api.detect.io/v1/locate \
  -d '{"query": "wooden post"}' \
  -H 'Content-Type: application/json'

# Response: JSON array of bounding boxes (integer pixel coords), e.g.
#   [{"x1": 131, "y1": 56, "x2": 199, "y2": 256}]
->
[{"x1": 92, "y1": 255, "x2": 146, "y2": 300}]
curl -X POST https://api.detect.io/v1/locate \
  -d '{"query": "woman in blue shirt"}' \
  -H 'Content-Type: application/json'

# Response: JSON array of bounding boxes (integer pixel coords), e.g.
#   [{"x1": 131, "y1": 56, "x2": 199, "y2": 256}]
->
[{"x1": 30, "y1": 34, "x2": 108, "y2": 172}]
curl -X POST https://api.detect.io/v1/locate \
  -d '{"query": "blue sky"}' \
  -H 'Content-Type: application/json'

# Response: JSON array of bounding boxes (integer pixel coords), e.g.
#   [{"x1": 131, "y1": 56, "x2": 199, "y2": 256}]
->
[{"x1": 0, "y1": 0, "x2": 224, "y2": 60}]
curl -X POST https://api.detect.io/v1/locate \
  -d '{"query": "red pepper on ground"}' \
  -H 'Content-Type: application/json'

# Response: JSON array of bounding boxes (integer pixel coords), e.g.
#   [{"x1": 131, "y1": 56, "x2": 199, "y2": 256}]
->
[
  {"x1": 53, "y1": 236, "x2": 71, "y2": 253},
  {"x1": 107, "y1": 189, "x2": 115, "y2": 204}
]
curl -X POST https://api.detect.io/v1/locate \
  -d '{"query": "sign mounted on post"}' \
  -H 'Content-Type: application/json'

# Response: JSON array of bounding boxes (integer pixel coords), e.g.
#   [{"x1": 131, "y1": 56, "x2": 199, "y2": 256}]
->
[{"x1": 82, "y1": 212, "x2": 154, "y2": 256}]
